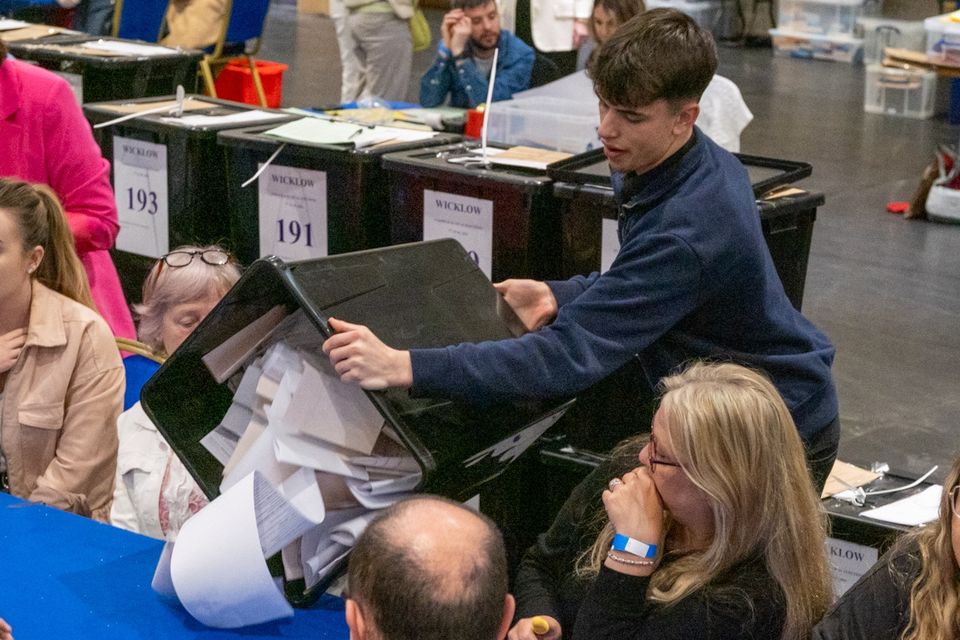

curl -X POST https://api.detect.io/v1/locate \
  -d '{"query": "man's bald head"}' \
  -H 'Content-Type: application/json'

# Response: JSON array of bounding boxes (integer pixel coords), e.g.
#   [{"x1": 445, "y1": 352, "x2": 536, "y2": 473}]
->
[{"x1": 347, "y1": 496, "x2": 511, "y2": 640}]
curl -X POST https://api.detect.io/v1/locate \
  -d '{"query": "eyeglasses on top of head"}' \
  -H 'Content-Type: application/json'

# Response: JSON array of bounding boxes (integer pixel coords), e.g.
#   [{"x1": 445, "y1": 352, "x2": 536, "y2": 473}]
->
[
  {"x1": 159, "y1": 249, "x2": 233, "y2": 269},
  {"x1": 648, "y1": 433, "x2": 682, "y2": 474}
]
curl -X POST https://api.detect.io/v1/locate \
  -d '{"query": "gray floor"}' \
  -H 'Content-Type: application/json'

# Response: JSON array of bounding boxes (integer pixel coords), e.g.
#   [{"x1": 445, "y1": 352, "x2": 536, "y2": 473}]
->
[{"x1": 261, "y1": 3, "x2": 960, "y2": 482}]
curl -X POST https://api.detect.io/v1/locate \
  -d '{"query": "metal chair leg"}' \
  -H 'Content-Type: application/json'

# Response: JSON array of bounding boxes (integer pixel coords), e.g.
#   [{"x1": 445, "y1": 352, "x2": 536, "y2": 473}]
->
[
  {"x1": 201, "y1": 58, "x2": 218, "y2": 98},
  {"x1": 248, "y1": 55, "x2": 267, "y2": 107}
]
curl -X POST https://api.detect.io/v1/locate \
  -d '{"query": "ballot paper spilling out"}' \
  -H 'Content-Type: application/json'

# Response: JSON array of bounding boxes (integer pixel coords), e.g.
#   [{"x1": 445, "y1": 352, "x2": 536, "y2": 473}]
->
[
  {"x1": 860, "y1": 485, "x2": 943, "y2": 527},
  {"x1": 158, "y1": 308, "x2": 421, "y2": 628},
  {"x1": 263, "y1": 116, "x2": 437, "y2": 149}
]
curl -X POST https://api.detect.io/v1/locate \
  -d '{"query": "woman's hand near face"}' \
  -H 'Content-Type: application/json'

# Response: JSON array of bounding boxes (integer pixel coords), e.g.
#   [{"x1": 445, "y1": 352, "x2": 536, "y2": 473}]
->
[
  {"x1": 0, "y1": 328, "x2": 27, "y2": 374},
  {"x1": 602, "y1": 467, "x2": 665, "y2": 574},
  {"x1": 508, "y1": 615, "x2": 562, "y2": 640}
]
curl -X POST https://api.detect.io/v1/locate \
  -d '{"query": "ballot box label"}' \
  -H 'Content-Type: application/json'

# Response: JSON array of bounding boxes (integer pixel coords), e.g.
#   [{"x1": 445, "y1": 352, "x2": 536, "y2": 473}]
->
[
  {"x1": 601, "y1": 218, "x2": 619, "y2": 273},
  {"x1": 423, "y1": 190, "x2": 493, "y2": 278},
  {"x1": 113, "y1": 136, "x2": 169, "y2": 258},
  {"x1": 825, "y1": 537, "x2": 878, "y2": 597},
  {"x1": 258, "y1": 164, "x2": 328, "y2": 262},
  {"x1": 54, "y1": 71, "x2": 83, "y2": 104}
]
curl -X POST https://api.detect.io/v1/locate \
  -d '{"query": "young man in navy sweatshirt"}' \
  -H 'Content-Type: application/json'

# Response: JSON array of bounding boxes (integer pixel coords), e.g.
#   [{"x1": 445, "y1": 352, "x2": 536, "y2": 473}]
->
[{"x1": 324, "y1": 8, "x2": 840, "y2": 489}]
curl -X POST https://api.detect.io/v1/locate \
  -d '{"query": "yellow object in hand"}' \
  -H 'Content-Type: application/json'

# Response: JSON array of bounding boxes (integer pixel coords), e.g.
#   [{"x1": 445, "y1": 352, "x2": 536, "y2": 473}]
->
[{"x1": 531, "y1": 616, "x2": 550, "y2": 635}]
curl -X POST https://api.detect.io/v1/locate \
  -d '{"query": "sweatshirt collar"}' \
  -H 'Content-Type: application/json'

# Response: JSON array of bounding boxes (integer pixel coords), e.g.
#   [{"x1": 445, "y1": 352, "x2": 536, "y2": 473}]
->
[{"x1": 614, "y1": 128, "x2": 702, "y2": 215}]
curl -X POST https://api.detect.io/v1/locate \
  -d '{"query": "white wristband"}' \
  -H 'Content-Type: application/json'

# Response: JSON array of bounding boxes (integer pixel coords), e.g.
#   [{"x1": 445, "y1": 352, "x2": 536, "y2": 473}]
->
[{"x1": 611, "y1": 533, "x2": 658, "y2": 558}]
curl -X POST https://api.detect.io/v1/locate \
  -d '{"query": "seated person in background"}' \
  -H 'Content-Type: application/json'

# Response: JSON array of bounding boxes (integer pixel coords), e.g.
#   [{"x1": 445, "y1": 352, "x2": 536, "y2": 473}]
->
[
  {"x1": 0, "y1": 178, "x2": 123, "y2": 521},
  {"x1": 111, "y1": 246, "x2": 241, "y2": 540},
  {"x1": 0, "y1": 38, "x2": 135, "y2": 339},
  {"x1": 346, "y1": 495, "x2": 516, "y2": 640},
  {"x1": 814, "y1": 455, "x2": 960, "y2": 640},
  {"x1": 509, "y1": 362, "x2": 832, "y2": 640},
  {"x1": 161, "y1": 0, "x2": 228, "y2": 50},
  {"x1": 420, "y1": 0, "x2": 534, "y2": 108},
  {"x1": 576, "y1": 0, "x2": 645, "y2": 67}
]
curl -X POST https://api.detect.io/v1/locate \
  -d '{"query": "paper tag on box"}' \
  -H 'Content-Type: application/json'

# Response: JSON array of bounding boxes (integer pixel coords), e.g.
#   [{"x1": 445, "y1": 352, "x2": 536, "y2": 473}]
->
[
  {"x1": 423, "y1": 189, "x2": 493, "y2": 278},
  {"x1": 113, "y1": 135, "x2": 169, "y2": 258},
  {"x1": 257, "y1": 164, "x2": 328, "y2": 261}
]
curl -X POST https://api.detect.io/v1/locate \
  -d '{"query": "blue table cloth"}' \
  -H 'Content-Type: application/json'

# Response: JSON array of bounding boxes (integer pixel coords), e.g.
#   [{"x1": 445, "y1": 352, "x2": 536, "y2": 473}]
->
[{"x1": 0, "y1": 493, "x2": 349, "y2": 639}]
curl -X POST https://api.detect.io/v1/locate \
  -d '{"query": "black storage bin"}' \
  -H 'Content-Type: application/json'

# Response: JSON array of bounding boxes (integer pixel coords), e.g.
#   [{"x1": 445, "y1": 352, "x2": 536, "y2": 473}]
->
[
  {"x1": 382, "y1": 141, "x2": 563, "y2": 281},
  {"x1": 83, "y1": 95, "x2": 296, "y2": 302},
  {"x1": 548, "y1": 149, "x2": 821, "y2": 310},
  {"x1": 217, "y1": 125, "x2": 461, "y2": 267},
  {"x1": 140, "y1": 239, "x2": 573, "y2": 602},
  {"x1": 8, "y1": 35, "x2": 202, "y2": 103}
]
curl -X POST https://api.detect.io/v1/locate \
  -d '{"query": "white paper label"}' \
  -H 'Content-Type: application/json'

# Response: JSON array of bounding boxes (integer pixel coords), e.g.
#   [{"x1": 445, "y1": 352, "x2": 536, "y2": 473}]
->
[
  {"x1": 601, "y1": 218, "x2": 619, "y2": 273},
  {"x1": 113, "y1": 135, "x2": 169, "y2": 258},
  {"x1": 257, "y1": 164, "x2": 328, "y2": 261},
  {"x1": 54, "y1": 71, "x2": 83, "y2": 104},
  {"x1": 423, "y1": 189, "x2": 493, "y2": 278},
  {"x1": 824, "y1": 537, "x2": 878, "y2": 596}
]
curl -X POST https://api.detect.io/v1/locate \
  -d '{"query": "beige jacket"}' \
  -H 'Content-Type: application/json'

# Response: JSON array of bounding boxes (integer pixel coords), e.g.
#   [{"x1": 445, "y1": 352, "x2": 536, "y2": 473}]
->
[
  {"x1": 161, "y1": 0, "x2": 228, "y2": 50},
  {"x1": 2, "y1": 281, "x2": 123, "y2": 522}
]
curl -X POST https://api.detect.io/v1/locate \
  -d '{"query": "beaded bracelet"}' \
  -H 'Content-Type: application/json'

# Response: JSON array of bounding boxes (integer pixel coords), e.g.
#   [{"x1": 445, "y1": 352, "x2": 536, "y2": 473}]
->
[{"x1": 607, "y1": 551, "x2": 656, "y2": 566}]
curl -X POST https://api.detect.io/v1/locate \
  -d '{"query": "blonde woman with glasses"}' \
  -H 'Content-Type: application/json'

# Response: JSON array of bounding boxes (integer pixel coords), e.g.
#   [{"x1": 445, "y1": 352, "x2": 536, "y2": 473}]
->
[
  {"x1": 814, "y1": 456, "x2": 960, "y2": 640},
  {"x1": 110, "y1": 246, "x2": 240, "y2": 541},
  {"x1": 510, "y1": 362, "x2": 832, "y2": 640}
]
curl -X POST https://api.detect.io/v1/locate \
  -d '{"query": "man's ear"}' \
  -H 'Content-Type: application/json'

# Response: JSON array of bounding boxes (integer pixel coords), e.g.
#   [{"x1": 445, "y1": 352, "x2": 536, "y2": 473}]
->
[
  {"x1": 345, "y1": 598, "x2": 369, "y2": 640},
  {"x1": 673, "y1": 101, "x2": 700, "y2": 134},
  {"x1": 496, "y1": 594, "x2": 517, "y2": 640}
]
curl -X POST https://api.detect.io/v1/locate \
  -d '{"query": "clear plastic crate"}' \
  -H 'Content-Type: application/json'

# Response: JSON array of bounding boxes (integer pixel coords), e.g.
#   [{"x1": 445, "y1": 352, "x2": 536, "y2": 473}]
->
[
  {"x1": 770, "y1": 28, "x2": 864, "y2": 63},
  {"x1": 778, "y1": 0, "x2": 876, "y2": 37},
  {"x1": 856, "y1": 17, "x2": 927, "y2": 65},
  {"x1": 925, "y1": 11, "x2": 960, "y2": 65},
  {"x1": 863, "y1": 65, "x2": 936, "y2": 119},
  {"x1": 644, "y1": 0, "x2": 737, "y2": 39},
  {"x1": 485, "y1": 97, "x2": 601, "y2": 154}
]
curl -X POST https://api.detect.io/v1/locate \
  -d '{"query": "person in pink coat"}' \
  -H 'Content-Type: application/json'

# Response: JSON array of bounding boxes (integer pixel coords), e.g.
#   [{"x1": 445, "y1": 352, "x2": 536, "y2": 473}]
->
[{"x1": 0, "y1": 41, "x2": 135, "y2": 339}]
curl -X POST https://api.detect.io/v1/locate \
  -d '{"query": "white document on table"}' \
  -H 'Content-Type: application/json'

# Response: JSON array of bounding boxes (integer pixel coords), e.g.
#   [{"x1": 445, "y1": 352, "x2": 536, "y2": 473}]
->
[
  {"x1": 860, "y1": 485, "x2": 943, "y2": 526},
  {"x1": 164, "y1": 110, "x2": 289, "y2": 127},
  {"x1": 81, "y1": 39, "x2": 178, "y2": 56},
  {"x1": 168, "y1": 471, "x2": 324, "y2": 628}
]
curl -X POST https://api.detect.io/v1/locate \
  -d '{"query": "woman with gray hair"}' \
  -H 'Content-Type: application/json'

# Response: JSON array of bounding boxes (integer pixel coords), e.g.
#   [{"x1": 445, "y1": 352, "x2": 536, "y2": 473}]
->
[{"x1": 111, "y1": 246, "x2": 241, "y2": 540}]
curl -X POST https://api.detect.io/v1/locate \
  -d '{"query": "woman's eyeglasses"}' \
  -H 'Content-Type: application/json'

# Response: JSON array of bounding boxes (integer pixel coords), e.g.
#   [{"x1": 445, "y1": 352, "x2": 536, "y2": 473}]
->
[
  {"x1": 160, "y1": 249, "x2": 232, "y2": 268},
  {"x1": 648, "y1": 433, "x2": 682, "y2": 474}
]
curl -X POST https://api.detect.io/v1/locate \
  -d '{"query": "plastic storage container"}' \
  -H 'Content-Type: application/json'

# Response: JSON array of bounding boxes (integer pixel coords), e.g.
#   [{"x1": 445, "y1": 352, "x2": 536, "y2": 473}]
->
[
  {"x1": 547, "y1": 148, "x2": 821, "y2": 311},
  {"x1": 7, "y1": 35, "x2": 202, "y2": 103},
  {"x1": 770, "y1": 27, "x2": 864, "y2": 63},
  {"x1": 83, "y1": 95, "x2": 297, "y2": 302},
  {"x1": 213, "y1": 58, "x2": 289, "y2": 108},
  {"x1": 485, "y1": 97, "x2": 601, "y2": 153},
  {"x1": 217, "y1": 124, "x2": 460, "y2": 266},
  {"x1": 141, "y1": 240, "x2": 574, "y2": 602},
  {"x1": 777, "y1": 0, "x2": 875, "y2": 37},
  {"x1": 382, "y1": 141, "x2": 563, "y2": 282},
  {"x1": 856, "y1": 17, "x2": 927, "y2": 64},
  {"x1": 645, "y1": 0, "x2": 736, "y2": 39},
  {"x1": 925, "y1": 11, "x2": 960, "y2": 65},
  {"x1": 864, "y1": 65, "x2": 937, "y2": 119}
]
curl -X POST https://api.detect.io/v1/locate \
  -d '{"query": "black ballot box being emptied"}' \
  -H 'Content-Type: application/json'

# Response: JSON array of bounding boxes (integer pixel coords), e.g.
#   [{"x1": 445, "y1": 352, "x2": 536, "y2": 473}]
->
[{"x1": 140, "y1": 239, "x2": 573, "y2": 605}]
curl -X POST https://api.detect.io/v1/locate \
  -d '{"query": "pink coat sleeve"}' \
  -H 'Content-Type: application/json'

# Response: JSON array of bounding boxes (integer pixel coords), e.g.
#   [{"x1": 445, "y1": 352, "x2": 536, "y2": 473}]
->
[{"x1": 39, "y1": 78, "x2": 120, "y2": 253}]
